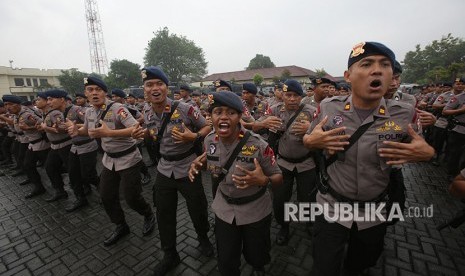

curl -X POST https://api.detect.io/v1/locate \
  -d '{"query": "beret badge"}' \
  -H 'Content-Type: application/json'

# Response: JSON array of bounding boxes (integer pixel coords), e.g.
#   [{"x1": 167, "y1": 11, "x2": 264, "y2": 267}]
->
[
  {"x1": 283, "y1": 84, "x2": 288, "y2": 92},
  {"x1": 214, "y1": 80, "x2": 221, "y2": 87},
  {"x1": 141, "y1": 70, "x2": 147, "y2": 79},
  {"x1": 84, "y1": 78, "x2": 88, "y2": 84},
  {"x1": 208, "y1": 94, "x2": 214, "y2": 104},
  {"x1": 351, "y1": 42, "x2": 366, "y2": 58}
]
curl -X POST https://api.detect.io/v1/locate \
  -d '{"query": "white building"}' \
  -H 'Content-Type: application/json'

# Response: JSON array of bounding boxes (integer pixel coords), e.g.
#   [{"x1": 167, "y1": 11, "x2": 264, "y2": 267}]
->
[{"x1": 0, "y1": 66, "x2": 63, "y2": 100}]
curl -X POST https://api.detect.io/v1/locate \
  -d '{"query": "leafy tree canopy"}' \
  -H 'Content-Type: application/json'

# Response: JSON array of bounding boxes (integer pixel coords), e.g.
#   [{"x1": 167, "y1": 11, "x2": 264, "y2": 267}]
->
[
  {"x1": 247, "y1": 54, "x2": 275, "y2": 70},
  {"x1": 105, "y1": 59, "x2": 141, "y2": 90}
]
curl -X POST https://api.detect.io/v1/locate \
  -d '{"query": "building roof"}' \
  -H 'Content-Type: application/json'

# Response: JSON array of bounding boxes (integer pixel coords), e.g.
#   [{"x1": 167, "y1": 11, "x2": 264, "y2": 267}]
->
[{"x1": 202, "y1": 65, "x2": 336, "y2": 82}]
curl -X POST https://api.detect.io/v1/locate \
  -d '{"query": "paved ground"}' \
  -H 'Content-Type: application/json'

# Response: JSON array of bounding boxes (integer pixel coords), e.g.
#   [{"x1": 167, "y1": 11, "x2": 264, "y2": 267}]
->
[{"x1": 0, "y1": 155, "x2": 464, "y2": 276}]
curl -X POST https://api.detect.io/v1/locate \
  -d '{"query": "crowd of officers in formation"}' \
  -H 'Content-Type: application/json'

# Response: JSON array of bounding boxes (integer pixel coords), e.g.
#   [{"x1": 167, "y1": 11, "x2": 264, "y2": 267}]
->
[{"x1": 0, "y1": 41, "x2": 464, "y2": 276}]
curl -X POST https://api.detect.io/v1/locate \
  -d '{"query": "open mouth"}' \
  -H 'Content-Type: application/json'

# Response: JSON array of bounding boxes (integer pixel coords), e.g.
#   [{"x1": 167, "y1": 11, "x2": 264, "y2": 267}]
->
[
  {"x1": 218, "y1": 122, "x2": 230, "y2": 134},
  {"x1": 151, "y1": 92, "x2": 161, "y2": 97},
  {"x1": 370, "y1": 79, "x2": 382, "y2": 89}
]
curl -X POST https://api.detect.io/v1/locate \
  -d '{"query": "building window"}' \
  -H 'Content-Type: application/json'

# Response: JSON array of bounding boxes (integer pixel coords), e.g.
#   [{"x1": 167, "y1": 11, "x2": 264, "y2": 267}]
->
[
  {"x1": 40, "y1": 79, "x2": 49, "y2": 86},
  {"x1": 26, "y1": 78, "x2": 32, "y2": 86},
  {"x1": 14, "y1": 78, "x2": 24, "y2": 86},
  {"x1": 33, "y1": 79, "x2": 38, "y2": 87}
]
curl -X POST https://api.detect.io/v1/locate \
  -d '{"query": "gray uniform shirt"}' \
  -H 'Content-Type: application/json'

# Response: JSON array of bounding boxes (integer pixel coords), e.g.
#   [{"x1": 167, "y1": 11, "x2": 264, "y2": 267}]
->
[
  {"x1": 433, "y1": 91, "x2": 454, "y2": 129},
  {"x1": 207, "y1": 127, "x2": 281, "y2": 225},
  {"x1": 13, "y1": 108, "x2": 28, "y2": 144},
  {"x1": 311, "y1": 95, "x2": 417, "y2": 230},
  {"x1": 44, "y1": 109, "x2": 72, "y2": 150},
  {"x1": 144, "y1": 98, "x2": 206, "y2": 179},
  {"x1": 301, "y1": 95, "x2": 315, "y2": 106},
  {"x1": 84, "y1": 100, "x2": 141, "y2": 171},
  {"x1": 67, "y1": 105, "x2": 98, "y2": 155},
  {"x1": 392, "y1": 91, "x2": 417, "y2": 107},
  {"x1": 19, "y1": 107, "x2": 50, "y2": 151},
  {"x1": 443, "y1": 91, "x2": 465, "y2": 134},
  {"x1": 259, "y1": 102, "x2": 317, "y2": 172}
]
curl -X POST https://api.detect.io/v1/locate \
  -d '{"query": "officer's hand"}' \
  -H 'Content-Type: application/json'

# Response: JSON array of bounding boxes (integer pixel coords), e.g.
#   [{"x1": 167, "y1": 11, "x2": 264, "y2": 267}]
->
[
  {"x1": 205, "y1": 116, "x2": 213, "y2": 129},
  {"x1": 232, "y1": 158, "x2": 268, "y2": 189},
  {"x1": 131, "y1": 123, "x2": 147, "y2": 139},
  {"x1": 416, "y1": 109, "x2": 436, "y2": 127},
  {"x1": 262, "y1": 116, "x2": 282, "y2": 131},
  {"x1": 188, "y1": 152, "x2": 207, "y2": 182},
  {"x1": 88, "y1": 120, "x2": 109, "y2": 138},
  {"x1": 291, "y1": 120, "x2": 310, "y2": 136},
  {"x1": 378, "y1": 124, "x2": 435, "y2": 165},
  {"x1": 66, "y1": 119, "x2": 79, "y2": 137},
  {"x1": 303, "y1": 116, "x2": 349, "y2": 151},
  {"x1": 36, "y1": 122, "x2": 43, "y2": 131},
  {"x1": 171, "y1": 123, "x2": 195, "y2": 143}
]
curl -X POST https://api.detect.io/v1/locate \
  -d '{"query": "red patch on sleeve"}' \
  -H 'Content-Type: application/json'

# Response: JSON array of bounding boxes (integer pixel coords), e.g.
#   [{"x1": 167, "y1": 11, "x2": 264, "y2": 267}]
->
[
  {"x1": 264, "y1": 146, "x2": 276, "y2": 165},
  {"x1": 117, "y1": 107, "x2": 128, "y2": 119},
  {"x1": 411, "y1": 110, "x2": 418, "y2": 124},
  {"x1": 264, "y1": 105, "x2": 273, "y2": 116}
]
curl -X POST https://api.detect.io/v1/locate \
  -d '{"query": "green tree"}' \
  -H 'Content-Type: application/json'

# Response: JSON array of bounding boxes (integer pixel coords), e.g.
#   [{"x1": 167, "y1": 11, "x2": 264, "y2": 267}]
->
[
  {"x1": 247, "y1": 54, "x2": 275, "y2": 70},
  {"x1": 144, "y1": 27, "x2": 208, "y2": 84},
  {"x1": 315, "y1": 68, "x2": 328, "y2": 78},
  {"x1": 105, "y1": 59, "x2": 141, "y2": 89},
  {"x1": 253, "y1": 74, "x2": 264, "y2": 87},
  {"x1": 403, "y1": 34, "x2": 465, "y2": 84},
  {"x1": 57, "y1": 69, "x2": 90, "y2": 96}
]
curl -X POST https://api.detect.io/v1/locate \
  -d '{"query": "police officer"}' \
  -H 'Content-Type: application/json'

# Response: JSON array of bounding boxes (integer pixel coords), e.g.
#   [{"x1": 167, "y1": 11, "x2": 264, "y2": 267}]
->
[
  {"x1": 74, "y1": 92, "x2": 88, "y2": 107},
  {"x1": 442, "y1": 77, "x2": 465, "y2": 180},
  {"x1": 173, "y1": 89, "x2": 181, "y2": 100},
  {"x1": 65, "y1": 95, "x2": 99, "y2": 211},
  {"x1": 267, "y1": 84, "x2": 284, "y2": 107},
  {"x1": 242, "y1": 83, "x2": 269, "y2": 121},
  {"x1": 131, "y1": 66, "x2": 213, "y2": 275},
  {"x1": 189, "y1": 91, "x2": 283, "y2": 276},
  {"x1": 67, "y1": 76, "x2": 155, "y2": 246},
  {"x1": 307, "y1": 77, "x2": 332, "y2": 108},
  {"x1": 40, "y1": 89, "x2": 73, "y2": 202},
  {"x1": 303, "y1": 42, "x2": 434, "y2": 275},
  {"x1": 301, "y1": 85, "x2": 315, "y2": 106},
  {"x1": 254, "y1": 79, "x2": 317, "y2": 245},
  {"x1": 20, "y1": 92, "x2": 51, "y2": 198},
  {"x1": 179, "y1": 84, "x2": 195, "y2": 105}
]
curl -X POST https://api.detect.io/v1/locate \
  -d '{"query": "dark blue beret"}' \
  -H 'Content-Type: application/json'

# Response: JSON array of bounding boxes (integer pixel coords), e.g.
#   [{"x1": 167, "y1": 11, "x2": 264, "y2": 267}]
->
[
  {"x1": 274, "y1": 83, "x2": 283, "y2": 90},
  {"x1": 173, "y1": 89, "x2": 180, "y2": 95},
  {"x1": 213, "y1": 79, "x2": 232, "y2": 91},
  {"x1": 394, "y1": 61, "x2": 403, "y2": 74},
  {"x1": 75, "y1": 92, "x2": 86, "y2": 98},
  {"x1": 235, "y1": 91, "x2": 243, "y2": 97},
  {"x1": 191, "y1": 90, "x2": 201, "y2": 96},
  {"x1": 2, "y1": 95, "x2": 23, "y2": 104},
  {"x1": 179, "y1": 84, "x2": 192, "y2": 92},
  {"x1": 455, "y1": 77, "x2": 465, "y2": 83},
  {"x1": 208, "y1": 91, "x2": 244, "y2": 113},
  {"x1": 111, "y1": 89, "x2": 127, "y2": 98},
  {"x1": 338, "y1": 83, "x2": 351, "y2": 91},
  {"x1": 0, "y1": 101, "x2": 3, "y2": 107},
  {"x1": 141, "y1": 66, "x2": 170, "y2": 85},
  {"x1": 348, "y1": 42, "x2": 395, "y2": 69},
  {"x1": 283, "y1": 79, "x2": 304, "y2": 96},
  {"x1": 311, "y1": 77, "x2": 333, "y2": 86},
  {"x1": 242, "y1": 83, "x2": 257, "y2": 94},
  {"x1": 37, "y1": 92, "x2": 47, "y2": 100},
  {"x1": 84, "y1": 76, "x2": 108, "y2": 92},
  {"x1": 45, "y1": 89, "x2": 68, "y2": 98},
  {"x1": 21, "y1": 100, "x2": 33, "y2": 106},
  {"x1": 442, "y1": 82, "x2": 453, "y2": 87}
]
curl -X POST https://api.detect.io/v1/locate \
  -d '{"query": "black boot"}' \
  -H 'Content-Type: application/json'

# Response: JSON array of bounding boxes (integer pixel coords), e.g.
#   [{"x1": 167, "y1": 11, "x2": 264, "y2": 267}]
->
[
  {"x1": 142, "y1": 213, "x2": 156, "y2": 236},
  {"x1": 65, "y1": 197, "x2": 89, "y2": 212},
  {"x1": 103, "y1": 223, "x2": 130, "y2": 246},
  {"x1": 141, "y1": 172, "x2": 152, "y2": 185},
  {"x1": 275, "y1": 224, "x2": 289, "y2": 245},
  {"x1": 198, "y1": 234, "x2": 214, "y2": 257},
  {"x1": 25, "y1": 188, "x2": 46, "y2": 199},
  {"x1": 45, "y1": 191, "x2": 68, "y2": 202},
  {"x1": 18, "y1": 179, "x2": 31, "y2": 186},
  {"x1": 153, "y1": 251, "x2": 181, "y2": 276}
]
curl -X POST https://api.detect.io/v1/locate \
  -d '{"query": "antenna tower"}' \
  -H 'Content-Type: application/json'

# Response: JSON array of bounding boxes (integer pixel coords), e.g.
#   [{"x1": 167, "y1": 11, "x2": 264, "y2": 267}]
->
[{"x1": 85, "y1": 0, "x2": 108, "y2": 75}]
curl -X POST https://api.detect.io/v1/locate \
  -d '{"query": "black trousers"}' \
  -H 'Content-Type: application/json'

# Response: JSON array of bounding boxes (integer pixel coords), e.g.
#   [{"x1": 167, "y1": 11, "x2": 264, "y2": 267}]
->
[
  {"x1": 11, "y1": 140, "x2": 19, "y2": 168},
  {"x1": 23, "y1": 148, "x2": 49, "y2": 191},
  {"x1": 68, "y1": 150, "x2": 98, "y2": 198},
  {"x1": 45, "y1": 145, "x2": 71, "y2": 192},
  {"x1": 215, "y1": 215, "x2": 272, "y2": 276},
  {"x1": 446, "y1": 131, "x2": 465, "y2": 177},
  {"x1": 154, "y1": 172, "x2": 209, "y2": 251},
  {"x1": 99, "y1": 161, "x2": 152, "y2": 225},
  {"x1": 1, "y1": 136, "x2": 14, "y2": 162},
  {"x1": 431, "y1": 126, "x2": 448, "y2": 159},
  {"x1": 15, "y1": 142, "x2": 28, "y2": 170},
  {"x1": 137, "y1": 144, "x2": 149, "y2": 175},
  {"x1": 312, "y1": 215, "x2": 387, "y2": 276},
  {"x1": 273, "y1": 166, "x2": 316, "y2": 226}
]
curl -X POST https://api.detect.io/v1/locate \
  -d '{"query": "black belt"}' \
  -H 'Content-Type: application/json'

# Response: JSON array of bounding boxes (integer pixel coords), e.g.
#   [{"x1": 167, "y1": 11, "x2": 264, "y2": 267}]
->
[
  {"x1": 29, "y1": 137, "x2": 44, "y2": 145},
  {"x1": 220, "y1": 187, "x2": 267, "y2": 205},
  {"x1": 319, "y1": 182, "x2": 389, "y2": 208},
  {"x1": 50, "y1": 136, "x2": 72, "y2": 145},
  {"x1": 73, "y1": 139, "x2": 94, "y2": 146},
  {"x1": 105, "y1": 144, "x2": 137, "y2": 158},
  {"x1": 161, "y1": 148, "x2": 195, "y2": 162},
  {"x1": 278, "y1": 152, "x2": 313, "y2": 163}
]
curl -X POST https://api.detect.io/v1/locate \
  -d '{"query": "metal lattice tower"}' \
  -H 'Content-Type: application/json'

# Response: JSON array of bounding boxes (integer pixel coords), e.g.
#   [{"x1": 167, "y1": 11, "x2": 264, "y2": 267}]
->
[{"x1": 85, "y1": 0, "x2": 108, "y2": 75}]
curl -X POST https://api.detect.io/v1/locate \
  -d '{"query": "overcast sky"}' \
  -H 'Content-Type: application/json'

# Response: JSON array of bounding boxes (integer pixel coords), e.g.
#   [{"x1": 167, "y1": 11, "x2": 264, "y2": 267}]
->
[{"x1": 1, "y1": 0, "x2": 464, "y2": 78}]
